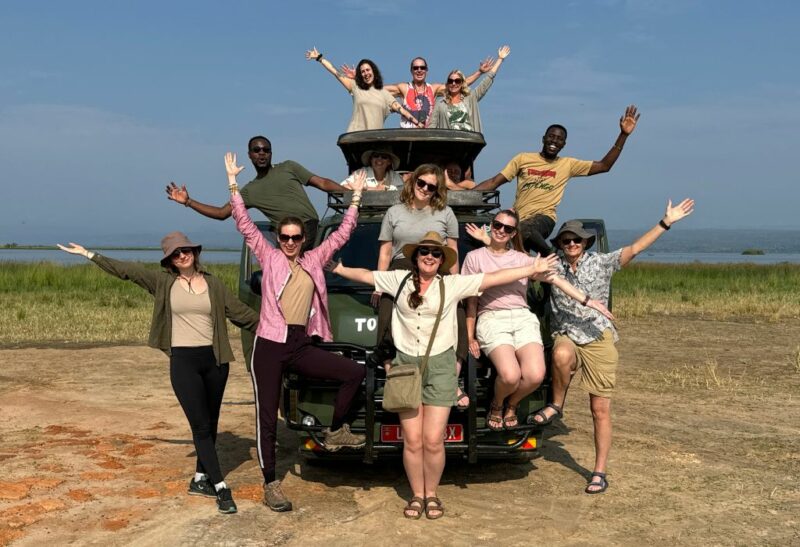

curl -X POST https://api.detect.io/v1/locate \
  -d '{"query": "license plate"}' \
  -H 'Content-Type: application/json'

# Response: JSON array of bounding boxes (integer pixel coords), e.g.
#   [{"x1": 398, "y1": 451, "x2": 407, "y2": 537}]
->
[{"x1": 380, "y1": 424, "x2": 463, "y2": 443}]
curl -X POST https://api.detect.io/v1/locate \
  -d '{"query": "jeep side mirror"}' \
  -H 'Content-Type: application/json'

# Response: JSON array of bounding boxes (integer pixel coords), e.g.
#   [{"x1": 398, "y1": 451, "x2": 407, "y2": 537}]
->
[{"x1": 249, "y1": 270, "x2": 263, "y2": 296}]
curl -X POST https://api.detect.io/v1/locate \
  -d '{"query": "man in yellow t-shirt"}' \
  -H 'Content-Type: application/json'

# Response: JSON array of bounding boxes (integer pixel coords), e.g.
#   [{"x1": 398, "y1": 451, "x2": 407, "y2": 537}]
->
[{"x1": 474, "y1": 105, "x2": 641, "y2": 255}]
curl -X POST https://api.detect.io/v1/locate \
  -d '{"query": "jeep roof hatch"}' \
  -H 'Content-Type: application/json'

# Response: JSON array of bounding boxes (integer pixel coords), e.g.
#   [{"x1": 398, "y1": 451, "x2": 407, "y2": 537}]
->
[{"x1": 337, "y1": 129, "x2": 486, "y2": 174}]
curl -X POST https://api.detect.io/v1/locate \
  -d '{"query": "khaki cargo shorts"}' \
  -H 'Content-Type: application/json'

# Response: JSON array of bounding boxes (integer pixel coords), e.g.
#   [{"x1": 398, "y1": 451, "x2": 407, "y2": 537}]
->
[{"x1": 553, "y1": 329, "x2": 618, "y2": 398}]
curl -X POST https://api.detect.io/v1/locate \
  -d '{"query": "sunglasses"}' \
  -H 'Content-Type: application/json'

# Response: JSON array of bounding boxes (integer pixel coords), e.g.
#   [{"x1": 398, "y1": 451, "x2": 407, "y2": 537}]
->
[
  {"x1": 412, "y1": 65, "x2": 428, "y2": 71},
  {"x1": 560, "y1": 237, "x2": 584, "y2": 246},
  {"x1": 416, "y1": 179, "x2": 438, "y2": 192},
  {"x1": 278, "y1": 234, "x2": 304, "y2": 243},
  {"x1": 372, "y1": 153, "x2": 391, "y2": 160},
  {"x1": 171, "y1": 247, "x2": 194, "y2": 259},
  {"x1": 250, "y1": 146, "x2": 271, "y2": 153},
  {"x1": 447, "y1": 78, "x2": 463, "y2": 85},
  {"x1": 417, "y1": 247, "x2": 443, "y2": 259},
  {"x1": 491, "y1": 220, "x2": 517, "y2": 234}
]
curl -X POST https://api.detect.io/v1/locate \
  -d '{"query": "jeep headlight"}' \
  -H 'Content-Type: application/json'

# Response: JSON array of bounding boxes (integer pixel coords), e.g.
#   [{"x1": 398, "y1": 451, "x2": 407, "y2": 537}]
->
[{"x1": 301, "y1": 415, "x2": 317, "y2": 427}]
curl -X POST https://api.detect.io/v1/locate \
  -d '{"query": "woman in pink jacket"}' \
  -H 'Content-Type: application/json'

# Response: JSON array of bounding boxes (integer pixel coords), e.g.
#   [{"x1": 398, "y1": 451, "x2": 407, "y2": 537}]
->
[{"x1": 226, "y1": 153, "x2": 366, "y2": 513}]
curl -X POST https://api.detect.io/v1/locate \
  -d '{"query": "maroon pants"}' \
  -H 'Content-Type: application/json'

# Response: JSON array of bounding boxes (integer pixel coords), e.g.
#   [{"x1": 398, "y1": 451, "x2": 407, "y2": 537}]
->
[{"x1": 250, "y1": 326, "x2": 365, "y2": 483}]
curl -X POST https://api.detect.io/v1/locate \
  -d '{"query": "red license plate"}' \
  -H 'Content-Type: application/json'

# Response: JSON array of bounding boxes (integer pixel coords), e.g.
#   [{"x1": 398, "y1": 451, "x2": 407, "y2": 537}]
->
[{"x1": 380, "y1": 424, "x2": 463, "y2": 443}]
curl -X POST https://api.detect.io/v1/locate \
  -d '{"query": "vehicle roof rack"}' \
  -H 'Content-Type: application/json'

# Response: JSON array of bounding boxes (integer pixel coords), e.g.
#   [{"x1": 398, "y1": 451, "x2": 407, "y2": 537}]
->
[{"x1": 326, "y1": 190, "x2": 500, "y2": 214}]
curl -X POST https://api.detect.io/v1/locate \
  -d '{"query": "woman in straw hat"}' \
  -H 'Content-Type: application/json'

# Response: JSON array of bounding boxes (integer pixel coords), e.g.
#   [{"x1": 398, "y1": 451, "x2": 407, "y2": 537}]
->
[
  {"x1": 329, "y1": 232, "x2": 559, "y2": 519},
  {"x1": 58, "y1": 233, "x2": 259, "y2": 515},
  {"x1": 340, "y1": 147, "x2": 404, "y2": 191}
]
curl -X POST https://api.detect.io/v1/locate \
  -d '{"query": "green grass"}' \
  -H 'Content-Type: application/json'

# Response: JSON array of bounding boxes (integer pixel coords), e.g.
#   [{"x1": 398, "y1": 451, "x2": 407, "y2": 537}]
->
[{"x1": 1, "y1": 261, "x2": 799, "y2": 346}]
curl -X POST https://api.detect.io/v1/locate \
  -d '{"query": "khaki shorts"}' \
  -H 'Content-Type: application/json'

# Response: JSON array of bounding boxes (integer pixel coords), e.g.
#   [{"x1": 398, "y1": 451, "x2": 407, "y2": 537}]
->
[
  {"x1": 393, "y1": 348, "x2": 457, "y2": 407},
  {"x1": 476, "y1": 308, "x2": 543, "y2": 355},
  {"x1": 553, "y1": 329, "x2": 618, "y2": 398}
]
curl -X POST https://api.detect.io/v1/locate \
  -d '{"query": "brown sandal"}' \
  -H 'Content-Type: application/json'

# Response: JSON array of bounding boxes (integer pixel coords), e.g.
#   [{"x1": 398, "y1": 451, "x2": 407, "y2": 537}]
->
[
  {"x1": 424, "y1": 496, "x2": 444, "y2": 520},
  {"x1": 487, "y1": 402, "x2": 504, "y2": 431},
  {"x1": 403, "y1": 496, "x2": 424, "y2": 519},
  {"x1": 503, "y1": 404, "x2": 519, "y2": 429}
]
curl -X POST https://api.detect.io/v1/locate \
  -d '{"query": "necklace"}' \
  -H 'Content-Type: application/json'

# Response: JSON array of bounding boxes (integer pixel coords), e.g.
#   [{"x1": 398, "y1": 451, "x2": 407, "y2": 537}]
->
[{"x1": 179, "y1": 273, "x2": 199, "y2": 294}]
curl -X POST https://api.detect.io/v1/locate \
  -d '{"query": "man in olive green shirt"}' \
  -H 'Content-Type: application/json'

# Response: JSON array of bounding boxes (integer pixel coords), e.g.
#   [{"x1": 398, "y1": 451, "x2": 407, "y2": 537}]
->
[{"x1": 166, "y1": 135, "x2": 343, "y2": 249}]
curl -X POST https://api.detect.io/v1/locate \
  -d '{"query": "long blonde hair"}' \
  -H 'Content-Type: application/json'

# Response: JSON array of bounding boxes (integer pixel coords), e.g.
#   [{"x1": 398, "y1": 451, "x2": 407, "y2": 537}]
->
[
  {"x1": 400, "y1": 164, "x2": 447, "y2": 211},
  {"x1": 444, "y1": 69, "x2": 471, "y2": 105}
]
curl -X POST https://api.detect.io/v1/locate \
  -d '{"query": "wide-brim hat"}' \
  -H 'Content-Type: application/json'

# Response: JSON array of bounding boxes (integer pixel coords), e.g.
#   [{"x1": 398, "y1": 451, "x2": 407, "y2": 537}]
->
[
  {"x1": 402, "y1": 231, "x2": 457, "y2": 274},
  {"x1": 550, "y1": 220, "x2": 596, "y2": 250},
  {"x1": 160, "y1": 231, "x2": 202, "y2": 267},
  {"x1": 361, "y1": 148, "x2": 400, "y2": 170}
]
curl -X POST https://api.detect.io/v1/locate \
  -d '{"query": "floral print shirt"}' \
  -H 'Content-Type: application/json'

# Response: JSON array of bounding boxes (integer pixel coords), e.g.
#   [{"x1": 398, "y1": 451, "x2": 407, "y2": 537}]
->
[{"x1": 550, "y1": 249, "x2": 622, "y2": 344}]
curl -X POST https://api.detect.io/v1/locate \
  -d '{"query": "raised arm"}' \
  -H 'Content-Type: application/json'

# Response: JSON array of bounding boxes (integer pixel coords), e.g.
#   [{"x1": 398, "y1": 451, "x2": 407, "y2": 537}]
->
[
  {"x1": 465, "y1": 223, "x2": 490, "y2": 246},
  {"x1": 166, "y1": 182, "x2": 232, "y2": 220},
  {"x1": 472, "y1": 172, "x2": 509, "y2": 192},
  {"x1": 487, "y1": 46, "x2": 510, "y2": 76},
  {"x1": 619, "y1": 198, "x2": 694, "y2": 267},
  {"x1": 463, "y1": 56, "x2": 494, "y2": 88},
  {"x1": 308, "y1": 174, "x2": 346, "y2": 193},
  {"x1": 226, "y1": 153, "x2": 274, "y2": 264},
  {"x1": 480, "y1": 254, "x2": 559, "y2": 291},
  {"x1": 329, "y1": 260, "x2": 376, "y2": 286},
  {"x1": 306, "y1": 47, "x2": 354, "y2": 92},
  {"x1": 588, "y1": 105, "x2": 641, "y2": 175}
]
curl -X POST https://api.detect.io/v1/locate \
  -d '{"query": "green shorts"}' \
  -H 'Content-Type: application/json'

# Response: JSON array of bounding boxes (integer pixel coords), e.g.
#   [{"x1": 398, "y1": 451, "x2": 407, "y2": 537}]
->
[{"x1": 393, "y1": 348, "x2": 457, "y2": 407}]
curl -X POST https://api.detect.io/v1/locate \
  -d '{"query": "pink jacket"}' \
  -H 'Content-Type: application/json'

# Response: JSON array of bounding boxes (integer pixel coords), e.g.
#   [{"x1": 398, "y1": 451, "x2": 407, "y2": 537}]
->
[{"x1": 231, "y1": 193, "x2": 357, "y2": 343}]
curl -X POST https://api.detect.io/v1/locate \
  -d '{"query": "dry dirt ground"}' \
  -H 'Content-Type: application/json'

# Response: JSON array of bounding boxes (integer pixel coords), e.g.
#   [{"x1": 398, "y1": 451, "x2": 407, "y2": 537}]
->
[{"x1": 1, "y1": 317, "x2": 798, "y2": 546}]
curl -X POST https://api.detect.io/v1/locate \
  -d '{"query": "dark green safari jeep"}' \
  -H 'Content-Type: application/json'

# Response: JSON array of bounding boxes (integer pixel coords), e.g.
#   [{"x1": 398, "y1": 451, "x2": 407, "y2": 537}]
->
[{"x1": 238, "y1": 129, "x2": 609, "y2": 463}]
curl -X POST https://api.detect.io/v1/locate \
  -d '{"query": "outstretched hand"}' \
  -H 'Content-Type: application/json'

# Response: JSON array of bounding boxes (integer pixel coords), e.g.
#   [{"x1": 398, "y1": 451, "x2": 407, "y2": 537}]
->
[
  {"x1": 340, "y1": 64, "x2": 356, "y2": 79},
  {"x1": 225, "y1": 152, "x2": 245, "y2": 178},
  {"x1": 664, "y1": 198, "x2": 695, "y2": 226},
  {"x1": 324, "y1": 259, "x2": 344, "y2": 275},
  {"x1": 465, "y1": 223, "x2": 490, "y2": 245},
  {"x1": 478, "y1": 56, "x2": 495, "y2": 73},
  {"x1": 165, "y1": 182, "x2": 189, "y2": 205},
  {"x1": 57, "y1": 242, "x2": 89, "y2": 257},
  {"x1": 587, "y1": 299, "x2": 615, "y2": 321},
  {"x1": 349, "y1": 169, "x2": 367, "y2": 193},
  {"x1": 305, "y1": 47, "x2": 321, "y2": 61},
  {"x1": 497, "y1": 45, "x2": 511, "y2": 59},
  {"x1": 532, "y1": 253, "x2": 560, "y2": 276},
  {"x1": 619, "y1": 104, "x2": 641, "y2": 135}
]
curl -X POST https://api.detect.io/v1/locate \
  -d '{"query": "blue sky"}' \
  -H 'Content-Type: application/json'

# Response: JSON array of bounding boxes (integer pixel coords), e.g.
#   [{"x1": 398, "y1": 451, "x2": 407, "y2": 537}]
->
[{"x1": 1, "y1": 0, "x2": 798, "y2": 245}]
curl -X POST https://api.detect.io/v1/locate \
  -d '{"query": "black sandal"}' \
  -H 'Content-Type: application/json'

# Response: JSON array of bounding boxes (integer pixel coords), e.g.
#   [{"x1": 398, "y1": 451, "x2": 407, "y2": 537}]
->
[
  {"x1": 424, "y1": 496, "x2": 444, "y2": 520},
  {"x1": 403, "y1": 496, "x2": 425, "y2": 519},
  {"x1": 585, "y1": 472, "x2": 609, "y2": 494},
  {"x1": 530, "y1": 403, "x2": 562, "y2": 426}
]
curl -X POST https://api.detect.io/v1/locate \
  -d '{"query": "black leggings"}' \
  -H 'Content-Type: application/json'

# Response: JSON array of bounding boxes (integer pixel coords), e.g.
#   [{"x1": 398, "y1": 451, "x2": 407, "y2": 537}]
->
[{"x1": 170, "y1": 346, "x2": 229, "y2": 485}]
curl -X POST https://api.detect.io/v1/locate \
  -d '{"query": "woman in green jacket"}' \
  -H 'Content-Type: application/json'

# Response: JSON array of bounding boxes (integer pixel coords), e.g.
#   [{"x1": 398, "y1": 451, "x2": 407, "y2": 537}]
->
[{"x1": 58, "y1": 232, "x2": 258, "y2": 515}]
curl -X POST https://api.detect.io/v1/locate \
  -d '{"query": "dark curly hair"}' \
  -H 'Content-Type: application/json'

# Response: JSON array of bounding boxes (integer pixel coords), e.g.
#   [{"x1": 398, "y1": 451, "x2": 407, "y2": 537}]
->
[{"x1": 355, "y1": 59, "x2": 384, "y2": 90}]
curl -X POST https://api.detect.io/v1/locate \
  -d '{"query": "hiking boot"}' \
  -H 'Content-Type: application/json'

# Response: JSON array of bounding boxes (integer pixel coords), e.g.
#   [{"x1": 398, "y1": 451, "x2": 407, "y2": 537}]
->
[
  {"x1": 323, "y1": 423, "x2": 366, "y2": 451},
  {"x1": 264, "y1": 480, "x2": 292, "y2": 512},
  {"x1": 187, "y1": 477, "x2": 216, "y2": 498},
  {"x1": 215, "y1": 487, "x2": 237, "y2": 514}
]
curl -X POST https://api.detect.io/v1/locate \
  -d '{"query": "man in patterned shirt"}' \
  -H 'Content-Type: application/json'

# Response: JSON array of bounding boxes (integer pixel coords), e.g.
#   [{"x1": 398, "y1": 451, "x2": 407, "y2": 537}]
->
[
  {"x1": 473, "y1": 105, "x2": 641, "y2": 255},
  {"x1": 532, "y1": 198, "x2": 695, "y2": 494}
]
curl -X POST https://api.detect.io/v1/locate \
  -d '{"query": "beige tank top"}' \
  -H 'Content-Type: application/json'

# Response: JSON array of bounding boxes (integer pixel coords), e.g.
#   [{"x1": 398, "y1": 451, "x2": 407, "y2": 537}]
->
[
  {"x1": 280, "y1": 261, "x2": 315, "y2": 326},
  {"x1": 170, "y1": 281, "x2": 213, "y2": 347}
]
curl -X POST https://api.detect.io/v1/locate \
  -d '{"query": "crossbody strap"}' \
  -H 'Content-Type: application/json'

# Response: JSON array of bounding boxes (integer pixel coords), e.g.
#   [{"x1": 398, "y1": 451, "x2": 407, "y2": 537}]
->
[{"x1": 391, "y1": 273, "x2": 446, "y2": 376}]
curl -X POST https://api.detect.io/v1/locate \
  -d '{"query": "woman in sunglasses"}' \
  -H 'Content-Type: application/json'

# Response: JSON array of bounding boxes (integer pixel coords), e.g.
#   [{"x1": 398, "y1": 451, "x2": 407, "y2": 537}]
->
[
  {"x1": 340, "y1": 148, "x2": 404, "y2": 191},
  {"x1": 305, "y1": 48, "x2": 421, "y2": 130},
  {"x1": 329, "y1": 231, "x2": 558, "y2": 519},
  {"x1": 58, "y1": 233, "x2": 259, "y2": 515},
  {"x1": 373, "y1": 164, "x2": 472, "y2": 406},
  {"x1": 462, "y1": 211, "x2": 614, "y2": 431},
  {"x1": 226, "y1": 153, "x2": 367, "y2": 512},
  {"x1": 429, "y1": 45, "x2": 511, "y2": 133}
]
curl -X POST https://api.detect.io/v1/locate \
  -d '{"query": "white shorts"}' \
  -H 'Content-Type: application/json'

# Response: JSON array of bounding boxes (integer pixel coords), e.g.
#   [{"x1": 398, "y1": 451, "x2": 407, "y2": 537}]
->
[{"x1": 476, "y1": 308, "x2": 543, "y2": 356}]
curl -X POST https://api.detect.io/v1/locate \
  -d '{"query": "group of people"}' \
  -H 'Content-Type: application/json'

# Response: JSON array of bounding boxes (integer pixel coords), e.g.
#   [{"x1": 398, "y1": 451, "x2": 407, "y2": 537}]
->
[
  {"x1": 57, "y1": 48, "x2": 696, "y2": 518},
  {"x1": 305, "y1": 46, "x2": 510, "y2": 132}
]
